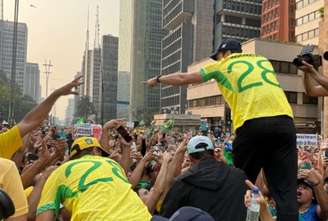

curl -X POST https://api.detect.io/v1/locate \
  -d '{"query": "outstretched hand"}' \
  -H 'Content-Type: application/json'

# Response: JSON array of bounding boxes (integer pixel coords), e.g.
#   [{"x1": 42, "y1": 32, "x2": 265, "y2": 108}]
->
[
  {"x1": 298, "y1": 61, "x2": 317, "y2": 75},
  {"x1": 53, "y1": 76, "x2": 83, "y2": 97}
]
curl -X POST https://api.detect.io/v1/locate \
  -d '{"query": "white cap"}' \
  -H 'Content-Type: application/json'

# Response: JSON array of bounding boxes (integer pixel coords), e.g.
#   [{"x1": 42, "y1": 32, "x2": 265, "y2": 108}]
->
[{"x1": 187, "y1": 136, "x2": 214, "y2": 154}]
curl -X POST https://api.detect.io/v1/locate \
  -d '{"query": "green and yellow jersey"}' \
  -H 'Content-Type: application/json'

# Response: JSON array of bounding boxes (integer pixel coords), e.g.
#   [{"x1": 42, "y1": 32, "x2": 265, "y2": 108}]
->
[
  {"x1": 200, "y1": 53, "x2": 293, "y2": 131},
  {"x1": 37, "y1": 155, "x2": 151, "y2": 221}
]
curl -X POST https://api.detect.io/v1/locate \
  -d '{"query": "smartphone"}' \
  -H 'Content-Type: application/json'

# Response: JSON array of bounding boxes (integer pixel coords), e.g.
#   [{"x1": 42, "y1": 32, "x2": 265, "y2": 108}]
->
[
  {"x1": 117, "y1": 126, "x2": 132, "y2": 143},
  {"x1": 141, "y1": 139, "x2": 147, "y2": 156}
]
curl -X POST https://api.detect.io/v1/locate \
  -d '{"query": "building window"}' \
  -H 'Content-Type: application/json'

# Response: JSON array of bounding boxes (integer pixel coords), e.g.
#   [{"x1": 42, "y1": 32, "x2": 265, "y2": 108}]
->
[
  {"x1": 303, "y1": 93, "x2": 318, "y2": 104},
  {"x1": 285, "y1": 92, "x2": 298, "y2": 104}
]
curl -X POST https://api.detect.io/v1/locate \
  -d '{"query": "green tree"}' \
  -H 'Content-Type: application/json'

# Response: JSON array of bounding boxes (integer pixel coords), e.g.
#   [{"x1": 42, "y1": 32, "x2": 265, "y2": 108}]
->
[
  {"x1": 74, "y1": 96, "x2": 96, "y2": 120},
  {"x1": 0, "y1": 73, "x2": 37, "y2": 123}
]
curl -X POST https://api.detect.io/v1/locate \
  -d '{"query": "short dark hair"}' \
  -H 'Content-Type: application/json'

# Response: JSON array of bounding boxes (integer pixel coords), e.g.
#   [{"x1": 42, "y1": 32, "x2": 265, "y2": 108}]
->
[{"x1": 189, "y1": 150, "x2": 214, "y2": 161}]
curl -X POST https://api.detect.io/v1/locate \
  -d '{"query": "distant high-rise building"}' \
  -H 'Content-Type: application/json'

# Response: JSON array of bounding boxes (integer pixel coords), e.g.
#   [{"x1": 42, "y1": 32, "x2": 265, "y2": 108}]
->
[
  {"x1": 101, "y1": 35, "x2": 118, "y2": 122},
  {"x1": 65, "y1": 98, "x2": 75, "y2": 125},
  {"x1": 160, "y1": 0, "x2": 216, "y2": 114},
  {"x1": 160, "y1": 0, "x2": 194, "y2": 114},
  {"x1": 0, "y1": 21, "x2": 28, "y2": 90},
  {"x1": 261, "y1": 0, "x2": 296, "y2": 42},
  {"x1": 118, "y1": 0, "x2": 133, "y2": 119},
  {"x1": 214, "y1": 0, "x2": 262, "y2": 48},
  {"x1": 90, "y1": 48, "x2": 102, "y2": 121},
  {"x1": 24, "y1": 63, "x2": 40, "y2": 103},
  {"x1": 117, "y1": 71, "x2": 130, "y2": 119},
  {"x1": 295, "y1": 0, "x2": 324, "y2": 45},
  {"x1": 118, "y1": 0, "x2": 163, "y2": 122}
]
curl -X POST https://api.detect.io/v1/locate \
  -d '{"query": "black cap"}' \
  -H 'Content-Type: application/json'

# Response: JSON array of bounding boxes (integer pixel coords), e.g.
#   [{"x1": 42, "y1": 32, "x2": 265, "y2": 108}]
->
[
  {"x1": 151, "y1": 207, "x2": 215, "y2": 221},
  {"x1": 210, "y1": 39, "x2": 242, "y2": 60}
]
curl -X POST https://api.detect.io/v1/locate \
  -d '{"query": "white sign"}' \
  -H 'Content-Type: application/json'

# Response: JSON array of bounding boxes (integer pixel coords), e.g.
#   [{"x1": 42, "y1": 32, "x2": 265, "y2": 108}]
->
[{"x1": 296, "y1": 134, "x2": 318, "y2": 148}]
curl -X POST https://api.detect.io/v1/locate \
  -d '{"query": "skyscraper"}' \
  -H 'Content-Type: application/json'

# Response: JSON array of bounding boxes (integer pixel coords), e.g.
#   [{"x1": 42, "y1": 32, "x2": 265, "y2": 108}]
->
[
  {"x1": 130, "y1": 0, "x2": 163, "y2": 122},
  {"x1": 160, "y1": 0, "x2": 195, "y2": 114},
  {"x1": 214, "y1": 0, "x2": 262, "y2": 48},
  {"x1": 117, "y1": 71, "x2": 130, "y2": 119},
  {"x1": 261, "y1": 0, "x2": 296, "y2": 42},
  {"x1": 295, "y1": 0, "x2": 324, "y2": 45},
  {"x1": 118, "y1": 0, "x2": 133, "y2": 119},
  {"x1": 24, "y1": 63, "x2": 40, "y2": 103},
  {"x1": 101, "y1": 35, "x2": 118, "y2": 122},
  {"x1": 90, "y1": 48, "x2": 102, "y2": 121},
  {"x1": 0, "y1": 21, "x2": 28, "y2": 91},
  {"x1": 118, "y1": 0, "x2": 163, "y2": 122}
]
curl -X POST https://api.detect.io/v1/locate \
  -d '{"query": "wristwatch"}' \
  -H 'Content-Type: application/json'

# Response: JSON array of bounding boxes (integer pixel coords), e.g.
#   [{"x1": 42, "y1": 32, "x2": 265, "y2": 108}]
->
[{"x1": 156, "y1": 75, "x2": 162, "y2": 84}]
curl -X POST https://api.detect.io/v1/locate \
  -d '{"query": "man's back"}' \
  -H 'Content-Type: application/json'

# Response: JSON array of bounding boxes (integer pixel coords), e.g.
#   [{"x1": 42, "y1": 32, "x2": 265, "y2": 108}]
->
[
  {"x1": 160, "y1": 159, "x2": 247, "y2": 221},
  {"x1": 200, "y1": 53, "x2": 293, "y2": 131},
  {"x1": 37, "y1": 155, "x2": 151, "y2": 221}
]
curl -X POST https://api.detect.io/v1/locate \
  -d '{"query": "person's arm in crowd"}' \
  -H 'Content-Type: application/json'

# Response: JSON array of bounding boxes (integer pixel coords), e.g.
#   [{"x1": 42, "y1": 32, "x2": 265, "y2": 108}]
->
[
  {"x1": 17, "y1": 77, "x2": 82, "y2": 137},
  {"x1": 144, "y1": 152, "x2": 171, "y2": 213},
  {"x1": 35, "y1": 211, "x2": 54, "y2": 221},
  {"x1": 27, "y1": 167, "x2": 56, "y2": 221},
  {"x1": 146, "y1": 71, "x2": 203, "y2": 87},
  {"x1": 101, "y1": 119, "x2": 125, "y2": 152},
  {"x1": 298, "y1": 61, "x2": 328, "y2": 96},
  {"x1": 119, "y1": 139, "x2": 131, "y2": 172},
  {"x1": 245, "y1": 180, "x2": 276, "y2": 221},
  {"x1": 159, "y1": 178, "x2": 191, "y2": 217},
  {"x1": 299, "y1": 169, "x2": 328, "y2": 219},
  {"x1": 128, "y1": 151, "x2": 153, "y2": 188},
  {"x1": 166, "y1": 140, "x2": 187, "y2": 188}
]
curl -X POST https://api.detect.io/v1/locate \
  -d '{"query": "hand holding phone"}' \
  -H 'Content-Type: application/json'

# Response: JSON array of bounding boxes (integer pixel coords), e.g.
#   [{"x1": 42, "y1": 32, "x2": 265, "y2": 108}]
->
[{"x1": 117, "y1": 126, "x2": 132, "y2": 143}]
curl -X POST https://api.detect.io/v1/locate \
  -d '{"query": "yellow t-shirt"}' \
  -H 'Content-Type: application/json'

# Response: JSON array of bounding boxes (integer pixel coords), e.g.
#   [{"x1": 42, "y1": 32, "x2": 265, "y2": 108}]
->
[
  {"x1": 0, "y1": 158, "x2": 28, "y2": 218},
  {"x1": 200, "y1": 53, "x2": 293, "y2": 131},
  {"x1": 0, "y1": 126, "x2": 23, "y2": 159},
  {"x1": 37, "y1": 155, "x2": 151, "y2": 221}
]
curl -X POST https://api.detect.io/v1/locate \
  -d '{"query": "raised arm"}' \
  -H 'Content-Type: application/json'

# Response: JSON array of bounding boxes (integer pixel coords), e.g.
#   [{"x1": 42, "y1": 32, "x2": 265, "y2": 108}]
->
[
  {"x1": 146, "y1": 71, "x2": 203, "y2": 87},
  {"x1": 18, "y1": 77, "x2": 82, "y2": 137},
  {"x1": 144, "y1": 152, "x2": 171, "y2": 213},
  {"x1": 128, "y1": 152, "x2": 153, "y2": 188},
  {"x1": 298, "y1": 61, "x2": 328, "y2": 96}
]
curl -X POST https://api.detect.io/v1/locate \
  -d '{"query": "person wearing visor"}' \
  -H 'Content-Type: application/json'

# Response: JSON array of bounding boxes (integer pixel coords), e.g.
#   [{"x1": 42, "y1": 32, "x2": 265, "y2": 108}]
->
[
  {"x1": 36, "y1": 136, "x2": 151, "y2": 221},
  {"x1": 159, "y1": 136, "x2": 247, "y2": 221},
  {"x1": 147, "y1": 38, "x2": 297, "y2": 221}
]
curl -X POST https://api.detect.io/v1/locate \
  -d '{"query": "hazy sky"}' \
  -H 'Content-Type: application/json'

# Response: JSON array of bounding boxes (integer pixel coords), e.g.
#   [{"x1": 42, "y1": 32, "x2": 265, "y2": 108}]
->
[{"x1": 4, "y1": 0, "x2": 120, "y2": 121}]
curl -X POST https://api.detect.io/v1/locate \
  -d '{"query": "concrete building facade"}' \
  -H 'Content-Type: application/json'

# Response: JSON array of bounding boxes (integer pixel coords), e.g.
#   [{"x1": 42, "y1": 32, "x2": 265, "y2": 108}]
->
[
  {"x1": 0, "y1": 21, "x2": 28, "y2": 91},
  {"x1": 101, "y1": 35, "x2": 118, "y2": 122},
  {"x1": 117, "y1": 71, "x2": 130, "y2": 119},
  {"x1": 24, "y1": 63, "x2": 40, "y2": 103},
  {"x1": 160, "y1": 0, "x2": 215, "y2": 115},
  {"x1": 90, "y1": 48, "x2": 102, "y2": 121},
  {"x1": 187, "y1": 39, "x2": 320, "y2": 133},
  {"x1": 214, "y1": 0, "x2": 262, "y2": 48},
  {"x1": 261, "y1": 0, "x2": 296, "y2": 42},
  {"x1": 295, "y1": 0, "x2": 324, "y2": 45},
  {"x1": 128, "y1": 0, "x2": 163, "y2": 123},
  {"x1": 118, "y1": 0, "x2": 133, "y2": 119}
]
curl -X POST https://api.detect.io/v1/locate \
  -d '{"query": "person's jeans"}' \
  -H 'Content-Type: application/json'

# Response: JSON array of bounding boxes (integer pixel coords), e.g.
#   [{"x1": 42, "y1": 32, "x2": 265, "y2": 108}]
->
[{"x1": 233, "y1": 115, "x2": 298, "y2": 221}]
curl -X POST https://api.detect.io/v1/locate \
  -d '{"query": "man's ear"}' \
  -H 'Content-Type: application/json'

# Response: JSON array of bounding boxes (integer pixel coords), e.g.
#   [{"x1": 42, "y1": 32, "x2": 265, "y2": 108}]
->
[{"x1": 92, "y1": 147, "x2": 102, "y2": 156}]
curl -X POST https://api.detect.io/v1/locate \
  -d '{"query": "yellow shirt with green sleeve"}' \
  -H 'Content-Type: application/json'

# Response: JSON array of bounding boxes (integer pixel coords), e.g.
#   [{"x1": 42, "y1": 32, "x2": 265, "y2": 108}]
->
[
  {"x1": 200, "y1": 53, "x2": 293, "y2": 131},
  {"x1": 37, "y1": 155, "x2": 151, "y2": 221}
]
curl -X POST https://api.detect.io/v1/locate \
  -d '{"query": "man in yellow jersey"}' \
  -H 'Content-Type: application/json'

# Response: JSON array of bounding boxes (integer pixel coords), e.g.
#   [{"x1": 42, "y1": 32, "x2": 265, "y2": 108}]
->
[
  {"x1": 146, "y1": 39, "x2": 297, "y2": 221},
  {"x1": 36, "y1": 135, "x2": 151, "y2": 221}
]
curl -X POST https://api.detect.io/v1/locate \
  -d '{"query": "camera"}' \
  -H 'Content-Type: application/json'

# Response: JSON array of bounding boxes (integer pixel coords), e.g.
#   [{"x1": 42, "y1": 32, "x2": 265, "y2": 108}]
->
[
  {"x1": 0, "y1": 189, "x2": 15, "y2": 219},
  {"x1": 293, "y1": 45, "x2": 328, "y2": 68}
]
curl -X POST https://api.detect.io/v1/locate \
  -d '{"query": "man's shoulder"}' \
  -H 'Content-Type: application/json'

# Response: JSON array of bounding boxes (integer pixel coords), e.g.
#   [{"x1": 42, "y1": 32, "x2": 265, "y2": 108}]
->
[{"x1": 0, "y1": 157, "x2": 16, "y2": 172}]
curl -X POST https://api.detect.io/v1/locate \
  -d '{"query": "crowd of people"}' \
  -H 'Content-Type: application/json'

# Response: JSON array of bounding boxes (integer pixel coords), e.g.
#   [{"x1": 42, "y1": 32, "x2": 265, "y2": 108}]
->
[
  {"x1": 0, "y1": 78, "x2": 327, "y2": 221},
  {"x1": 1, "y1": 38, "x2": 328, "y2": 221}
]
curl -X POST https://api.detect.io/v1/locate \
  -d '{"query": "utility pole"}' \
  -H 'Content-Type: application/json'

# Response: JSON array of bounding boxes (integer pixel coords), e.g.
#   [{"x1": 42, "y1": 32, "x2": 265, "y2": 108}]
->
[
  {"x1": 8, "y1": 0, "x2": 19, "y2": 125},
  {"x1": 43, "y1": 60, "x2": 53, "y2": 98}
]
